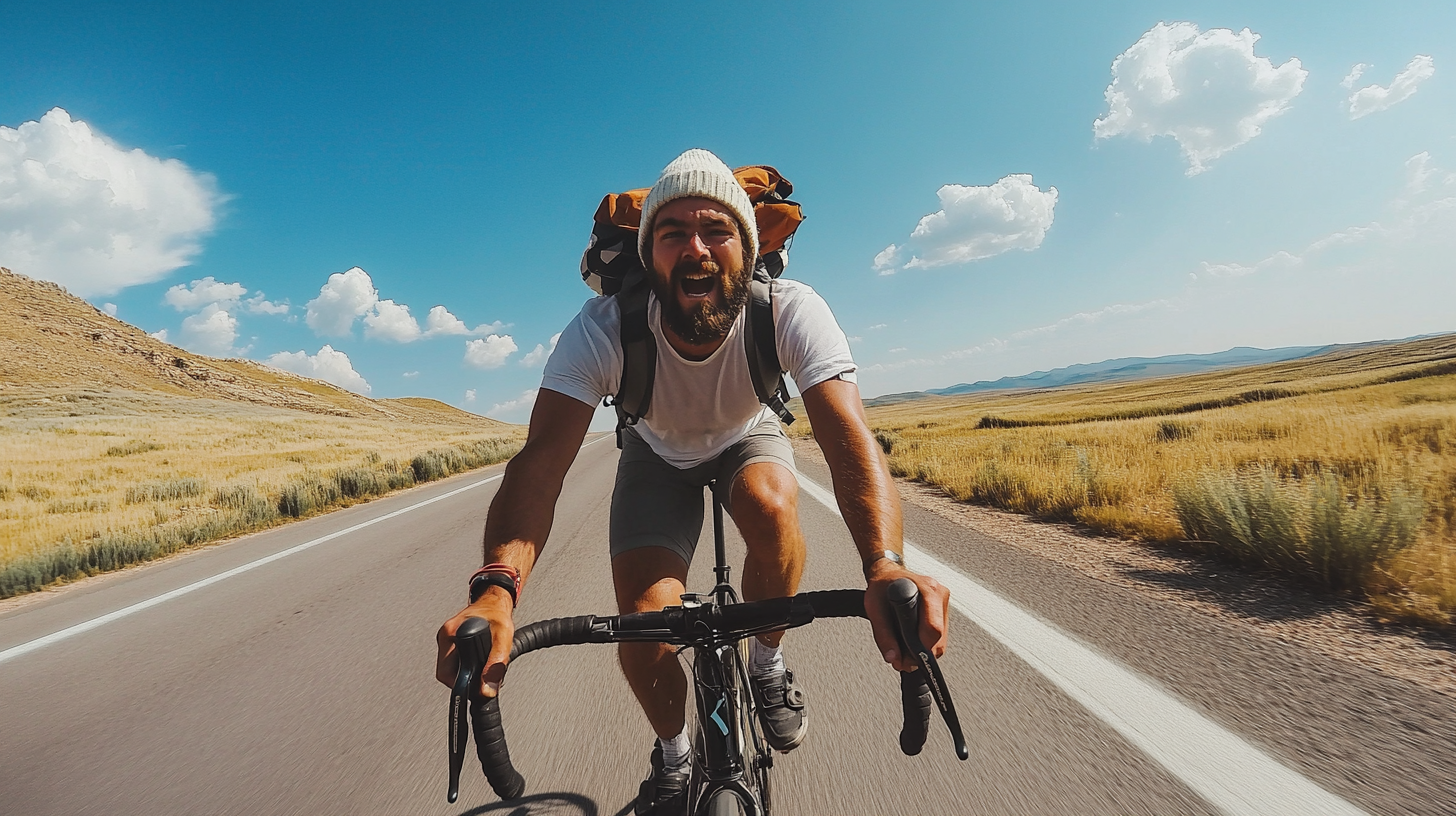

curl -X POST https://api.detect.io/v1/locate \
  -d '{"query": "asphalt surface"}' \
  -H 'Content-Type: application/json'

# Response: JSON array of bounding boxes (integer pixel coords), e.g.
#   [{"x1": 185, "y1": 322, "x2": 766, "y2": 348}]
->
[{"x1": 2, "y1": 436, "x2": 1453, "y2": 815}]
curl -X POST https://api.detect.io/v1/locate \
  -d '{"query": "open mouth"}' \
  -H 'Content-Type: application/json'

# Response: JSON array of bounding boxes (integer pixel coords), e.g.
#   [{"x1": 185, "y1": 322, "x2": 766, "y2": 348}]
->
[{"x1": 680, "y1": 275, "x2": 715, "y2": 298}]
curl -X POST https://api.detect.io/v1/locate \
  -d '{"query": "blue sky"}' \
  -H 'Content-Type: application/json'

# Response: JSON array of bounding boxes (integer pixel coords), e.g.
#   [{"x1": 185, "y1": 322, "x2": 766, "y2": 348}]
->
[{"x1": 3, "y1": 1, "x2": 1452, "y2": 424}]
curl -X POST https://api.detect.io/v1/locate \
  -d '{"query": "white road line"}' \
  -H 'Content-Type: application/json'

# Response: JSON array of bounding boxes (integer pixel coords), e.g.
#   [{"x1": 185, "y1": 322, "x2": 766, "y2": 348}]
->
[
  {"x1": 0, "y1": 474, "x2": 505, "y2": 666},
  {"x1": 0, "y1": 434, "x2": 615, "y2": 665},
  {"x1": 795, "y1": 473, "x2": 1368, "y2": 816}
]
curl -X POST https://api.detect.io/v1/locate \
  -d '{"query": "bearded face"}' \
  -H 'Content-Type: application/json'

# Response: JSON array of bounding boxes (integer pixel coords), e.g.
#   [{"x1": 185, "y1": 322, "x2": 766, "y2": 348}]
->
[
  {"x1": 652, "y1": 254, "x2": 752, "y2": 345},
  {"x1": 645, "y1": 197, "x2": 756, "y2": 348}
]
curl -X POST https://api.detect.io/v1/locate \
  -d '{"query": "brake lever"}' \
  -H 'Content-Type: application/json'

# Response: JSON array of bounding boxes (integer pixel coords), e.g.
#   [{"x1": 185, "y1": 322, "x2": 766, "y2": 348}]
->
[
  {"x1": 886, "y1": 577, "x2": 969, "y2": 760},
  {"x1": 448, "y1": 616, "x2": 491, "y2": 803}
]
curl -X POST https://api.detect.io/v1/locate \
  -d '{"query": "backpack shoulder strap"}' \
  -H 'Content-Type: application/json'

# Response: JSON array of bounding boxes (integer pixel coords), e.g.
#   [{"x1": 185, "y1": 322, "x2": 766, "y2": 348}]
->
[
  {"x1": 743, "y1": 271, "x2": 795, "y2": 425},
  {"x1": 609, "y1": 270, "x2": 657, "y2": 448}
]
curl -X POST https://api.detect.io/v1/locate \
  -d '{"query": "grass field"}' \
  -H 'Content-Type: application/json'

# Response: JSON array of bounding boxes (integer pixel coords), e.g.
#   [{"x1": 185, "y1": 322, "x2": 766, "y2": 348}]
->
[
  {"x1": 794, "y1": 334, "x2": 1456, "y2": 627},
  {"x1": 0, "y1": 388, "x2": 525, "y2": 599}
]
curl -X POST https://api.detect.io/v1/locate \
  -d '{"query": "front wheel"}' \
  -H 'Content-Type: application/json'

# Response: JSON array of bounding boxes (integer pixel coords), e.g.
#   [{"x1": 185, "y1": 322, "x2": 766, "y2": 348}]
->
[{"x1": 703, "y1": 789, "x2": 750, "y2": 816}]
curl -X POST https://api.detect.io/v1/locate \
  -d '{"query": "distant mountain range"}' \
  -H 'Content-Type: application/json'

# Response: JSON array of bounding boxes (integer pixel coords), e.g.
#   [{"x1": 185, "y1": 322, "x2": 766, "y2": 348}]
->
[{"x1": 864, "y1": 345, "x2": 1331, "y2": 407}]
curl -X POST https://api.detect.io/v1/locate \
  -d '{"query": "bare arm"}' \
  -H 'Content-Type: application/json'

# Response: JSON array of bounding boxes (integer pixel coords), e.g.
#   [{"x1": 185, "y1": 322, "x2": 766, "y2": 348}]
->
[
  {"x1": 435, "y1": 388, "x2": 595, "y2": 695},
  {"x1": 801, "y1": 377, "x2": 949, "y2": 671}
]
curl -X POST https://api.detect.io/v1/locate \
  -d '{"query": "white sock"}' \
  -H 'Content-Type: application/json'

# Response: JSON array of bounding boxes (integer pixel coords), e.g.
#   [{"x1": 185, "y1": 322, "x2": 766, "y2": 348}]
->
[
  {"x1": 659, "y1": 729, "x2": 691, "y2": 772},
  {"x1": 749, "y1": 636, "x2": 784, "y2": 679}
]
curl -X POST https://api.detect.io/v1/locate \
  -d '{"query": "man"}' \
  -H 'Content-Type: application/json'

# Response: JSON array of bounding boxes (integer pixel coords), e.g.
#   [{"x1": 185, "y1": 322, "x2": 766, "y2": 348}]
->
[{"x1": 436, "y1": 149, "x2": 949, "y2": 814}]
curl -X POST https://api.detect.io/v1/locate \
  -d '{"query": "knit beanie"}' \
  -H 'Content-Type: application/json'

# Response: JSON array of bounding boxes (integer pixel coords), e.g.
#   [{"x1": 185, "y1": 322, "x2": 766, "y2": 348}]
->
[{"x1": 638, "y1": 149, "x2": 759, "y2": 266}]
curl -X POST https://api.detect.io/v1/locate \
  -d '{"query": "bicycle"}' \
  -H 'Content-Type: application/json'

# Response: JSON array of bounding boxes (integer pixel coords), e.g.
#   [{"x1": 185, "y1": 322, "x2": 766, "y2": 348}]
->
[{"x1": 447, "y1": 483, "x2": 968, "y2": 814}]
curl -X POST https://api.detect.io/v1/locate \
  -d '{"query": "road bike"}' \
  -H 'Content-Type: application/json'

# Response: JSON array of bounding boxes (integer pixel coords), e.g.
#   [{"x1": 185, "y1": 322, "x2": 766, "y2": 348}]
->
[{"x1": 447, "y1": 483, "x2": 967, "y2": 814}]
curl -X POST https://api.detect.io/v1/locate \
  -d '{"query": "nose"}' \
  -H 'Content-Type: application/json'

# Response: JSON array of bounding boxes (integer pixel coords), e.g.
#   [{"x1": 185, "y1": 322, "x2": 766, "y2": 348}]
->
[{"x1": 685, "y1": 231, "x2": 711, "y2": 259}]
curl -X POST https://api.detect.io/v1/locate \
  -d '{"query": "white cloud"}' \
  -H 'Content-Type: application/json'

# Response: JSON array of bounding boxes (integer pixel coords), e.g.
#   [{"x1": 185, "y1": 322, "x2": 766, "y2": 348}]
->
[
  {"x1": 1093, "y1": 22, "x2": 1307, "y2": 175},
  {"x1": 464, "y1": 335, "x2": 518, "y2": 369},
  {"x1": 166, "y1": 276, "x2": 288, "y2": 316},
  {"x1": 1196, "y1": 251, "x2": 1301, "y2": 279},
  {"x1": 1340, "y1": 64, "x2": 1368, "y2": 90},
  {"x1": 363, "y1": 298, "x2": 422, "y2": 342},
  {"x1": 150, "y1": 328, "x2": 169, "y2": 342},
  {"x1": 1404, "y1": 151, "x2": 1456, "y2": 196},
  {"x1": 179, "y1": 303, "x2": 240, "y2": 356},
  {"x1": 487, "y1": 388, "x2": 539, "y2": 422},
  {"x1": 304, "y1": 266, "x2": 500, "y2": 341},
  {"x1": 520, "y1": 332, "x2": 561, "y2": 367},
  {"x1": 265, "y1": 345, "x2": 371, "y2": 394},
  {"x1": 306, "y1": 267, "x2": 379, "y2": 336},
  {"x1": 0, "y1": 108, "x2": 222, "y2": 297},
  {"x1": 424, "y1": 305, "x2": 469, "y2": 335},
  {"x1": 868, "y1": 323, "x2": 887, "y2": 330},
  {"x1": 164, "y1": 276, "x2": 247, "y2": 311},
  {"x1": 873, "y1": 246, "x2": 903, "y2": 276},
  {"x1": 874, "y1": 175, "x2": 1058, "y2": 274},
  {"x1": 464, "y1": 389, "x2": 477, "y2": 404},
  {"x1": 102, "y1": 303, "x2": 117, "y2": 316},
  {"x1": 244, "y1": 293, "x2": 289, "y2": 315},
  {"x1": 402, "y1": 370, "x2": 420, "y2": 379},
  {"x1": 1347, "y1": 55, "x2": 1435, "y2": 120}
]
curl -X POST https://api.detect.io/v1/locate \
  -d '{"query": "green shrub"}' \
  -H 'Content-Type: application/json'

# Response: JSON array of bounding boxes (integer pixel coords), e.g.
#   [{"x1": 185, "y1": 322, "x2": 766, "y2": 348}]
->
[
  {"x1": 1157, "y1": 420, "x2": 1196, "y2": 442},
  {"x1": 211, "y1": 485, "x2": 279, "y2": 526},
  {"x1": 46, "y1": 498, "x2": 110, "y2": 514},
  {"x1": 1173, "y1": 468, "x2": 1423, "y2": 592},
  {"x1": 106, "y1": 440, "x2": 163, "y2": 457},
  {"x1": 126, "y1": 477, "x2": 206, "y2": 504},
  {"x1": 18, "y1": 484, "x2": 53, "y2": 501},
  {"x1": 335, "y1": 467, "x2": 384, "y2": 499},
  {"x1": 410, "y1": 438, "x2": 519, "y2": 484},
  {"x1": 277, "y1": 475, "x2": 341, "y2": 518}
]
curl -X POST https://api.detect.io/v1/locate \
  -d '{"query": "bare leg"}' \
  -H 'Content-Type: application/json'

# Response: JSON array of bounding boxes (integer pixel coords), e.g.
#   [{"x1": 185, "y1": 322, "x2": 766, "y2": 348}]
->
[
  {"x1": 729, "y1": 462, "x2": 807, "y2": 648},
  {"x1": 613, "y1": 546, "x2": 691, "y2": 740}
]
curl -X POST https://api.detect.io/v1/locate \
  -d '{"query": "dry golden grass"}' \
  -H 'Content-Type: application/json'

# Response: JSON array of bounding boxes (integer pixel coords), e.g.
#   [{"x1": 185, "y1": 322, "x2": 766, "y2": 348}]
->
[
  {"x1": 0, "y1": 269, "x2": 529, "y2": 597},
  {"x1": 792, "y1": 334, "x2": 1456, "y2": 627},
  {"x1": 0, "y1": 387, "x2": 525, "y2": 596}
]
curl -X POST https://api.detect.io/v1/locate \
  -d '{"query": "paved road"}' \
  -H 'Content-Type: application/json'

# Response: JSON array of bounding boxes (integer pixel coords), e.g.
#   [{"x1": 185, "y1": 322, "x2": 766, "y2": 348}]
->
[{"x1": 3, "y1": 437, "x2": 1453, "y2": 815}]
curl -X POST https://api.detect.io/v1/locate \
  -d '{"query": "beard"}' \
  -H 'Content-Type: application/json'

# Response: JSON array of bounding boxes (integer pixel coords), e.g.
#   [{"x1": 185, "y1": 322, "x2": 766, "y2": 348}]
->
[{"x1": 653, "y1": 255, "x2": 752, "y2": 345}]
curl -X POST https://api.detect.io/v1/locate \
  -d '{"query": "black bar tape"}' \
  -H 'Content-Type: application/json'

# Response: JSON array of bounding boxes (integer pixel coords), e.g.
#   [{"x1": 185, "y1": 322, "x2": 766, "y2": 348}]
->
[
  {"x1": 471, "y1": 696, "x2": 526, "y2": 800},
  {"x1": 509, "y1": 615, "x2": 598, "y2": 660},
  {"x1": 716, "y1": 596, "x2": 805, "y2": 632},
  {"x1": 799, "y1": 589, "x2": 867, "y2": 619},
  {"x1": 899, "y1": 670, "x2": 933, "y2": 756}
]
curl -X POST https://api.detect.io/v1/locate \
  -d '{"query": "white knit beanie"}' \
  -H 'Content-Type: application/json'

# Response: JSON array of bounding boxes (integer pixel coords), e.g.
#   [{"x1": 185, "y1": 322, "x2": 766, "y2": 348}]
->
[{"x1": 638, "y1": 148, "x2": 758, "y2": 265}]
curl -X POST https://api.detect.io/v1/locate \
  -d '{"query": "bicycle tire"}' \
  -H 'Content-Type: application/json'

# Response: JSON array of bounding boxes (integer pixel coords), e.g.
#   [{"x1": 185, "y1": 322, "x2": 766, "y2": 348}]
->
[
  {"x1": 736, "y1": 639, "x2": 772, "y2": 814},
  {"x1": 703, "y1": 788, "x2": 750, "y2": 816}
]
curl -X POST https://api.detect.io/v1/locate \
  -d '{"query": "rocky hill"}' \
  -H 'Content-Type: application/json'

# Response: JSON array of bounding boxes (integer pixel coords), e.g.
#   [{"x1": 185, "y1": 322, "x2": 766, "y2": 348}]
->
[{"x1": 0, "y1": 267, "x2": 500, "y2": 425}]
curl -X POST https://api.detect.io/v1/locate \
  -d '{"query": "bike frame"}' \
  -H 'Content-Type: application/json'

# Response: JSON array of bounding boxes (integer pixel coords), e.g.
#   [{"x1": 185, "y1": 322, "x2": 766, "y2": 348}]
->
[{"x1": 687, "y1": 483, "x2": 770, "y2": 815}]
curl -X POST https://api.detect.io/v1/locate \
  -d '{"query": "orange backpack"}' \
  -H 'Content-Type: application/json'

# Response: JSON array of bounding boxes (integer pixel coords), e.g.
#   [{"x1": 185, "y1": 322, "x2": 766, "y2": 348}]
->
[{"x1": 578, "y1": 166, "x2": 805, "y2": 445}]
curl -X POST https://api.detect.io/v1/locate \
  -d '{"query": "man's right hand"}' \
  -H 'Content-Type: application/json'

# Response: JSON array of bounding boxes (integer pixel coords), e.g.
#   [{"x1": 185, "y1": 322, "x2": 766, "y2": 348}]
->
[{"x1": 435, "y1": 586, "x2": 515, "y2": 697}]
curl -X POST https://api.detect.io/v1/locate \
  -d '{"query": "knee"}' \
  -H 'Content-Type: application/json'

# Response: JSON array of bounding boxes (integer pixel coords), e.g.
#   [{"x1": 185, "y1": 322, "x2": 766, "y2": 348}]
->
[
  {"x1": 620, "y1": 640, "x2": 675, "y2": 670},
  {"x1": 731, "y1": 464, "x2": 800, "y2": 533}
]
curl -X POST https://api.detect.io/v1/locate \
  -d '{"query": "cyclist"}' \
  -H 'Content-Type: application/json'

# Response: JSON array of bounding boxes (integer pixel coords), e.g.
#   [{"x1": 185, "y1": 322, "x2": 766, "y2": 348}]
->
[{"x1": 435, "y1": 149, "x2": 950, "y2": 815}]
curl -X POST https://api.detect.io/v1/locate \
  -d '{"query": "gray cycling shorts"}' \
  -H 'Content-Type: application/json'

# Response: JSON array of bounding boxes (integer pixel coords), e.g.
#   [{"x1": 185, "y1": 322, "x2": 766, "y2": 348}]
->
[{"x1": 610, "y1": 416, "x2": 797, "y2": 566}]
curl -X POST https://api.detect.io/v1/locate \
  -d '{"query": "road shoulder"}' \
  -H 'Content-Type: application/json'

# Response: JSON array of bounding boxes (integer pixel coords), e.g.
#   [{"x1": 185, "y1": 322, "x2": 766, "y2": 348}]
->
[{"x1": 790, "y1": 437, "x2": 1456, "y2": 699}]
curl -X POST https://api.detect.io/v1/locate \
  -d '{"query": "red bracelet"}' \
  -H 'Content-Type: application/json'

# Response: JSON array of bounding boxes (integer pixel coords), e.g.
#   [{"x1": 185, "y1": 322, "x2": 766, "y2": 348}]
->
[{"x1": 469, "y1": 563, "x2": 522, "y2": 606}]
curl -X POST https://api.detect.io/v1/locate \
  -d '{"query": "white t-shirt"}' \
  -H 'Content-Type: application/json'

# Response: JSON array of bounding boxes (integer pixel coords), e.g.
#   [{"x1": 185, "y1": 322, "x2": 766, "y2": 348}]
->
[{"x1": 541, "y1": 280, "x2": 857, "y2": 468}]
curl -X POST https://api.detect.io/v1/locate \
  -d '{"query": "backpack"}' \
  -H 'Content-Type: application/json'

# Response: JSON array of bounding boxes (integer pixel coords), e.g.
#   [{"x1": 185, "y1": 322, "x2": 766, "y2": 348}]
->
[{"x1": 579, "y1": 166, "x2": 805, "y2": 447}]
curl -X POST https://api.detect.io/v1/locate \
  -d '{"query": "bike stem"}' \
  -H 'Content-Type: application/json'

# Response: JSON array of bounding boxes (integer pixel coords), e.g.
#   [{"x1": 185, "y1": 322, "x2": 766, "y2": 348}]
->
[{"x1": 711, "y1": 482, "x2": 733, "y2": 605}]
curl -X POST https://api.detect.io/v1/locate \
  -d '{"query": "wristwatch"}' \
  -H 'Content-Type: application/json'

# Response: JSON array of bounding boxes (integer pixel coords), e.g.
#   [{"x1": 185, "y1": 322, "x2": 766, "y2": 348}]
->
[{"x1": 864, "y1": 549, "x2": 904, "y2": 572}]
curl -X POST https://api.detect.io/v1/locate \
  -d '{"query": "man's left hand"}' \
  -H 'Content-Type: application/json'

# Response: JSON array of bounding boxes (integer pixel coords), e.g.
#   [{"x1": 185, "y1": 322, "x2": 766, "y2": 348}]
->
[{"x1": 862, "y1": 560, "x2": 949, "y2": 672}]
